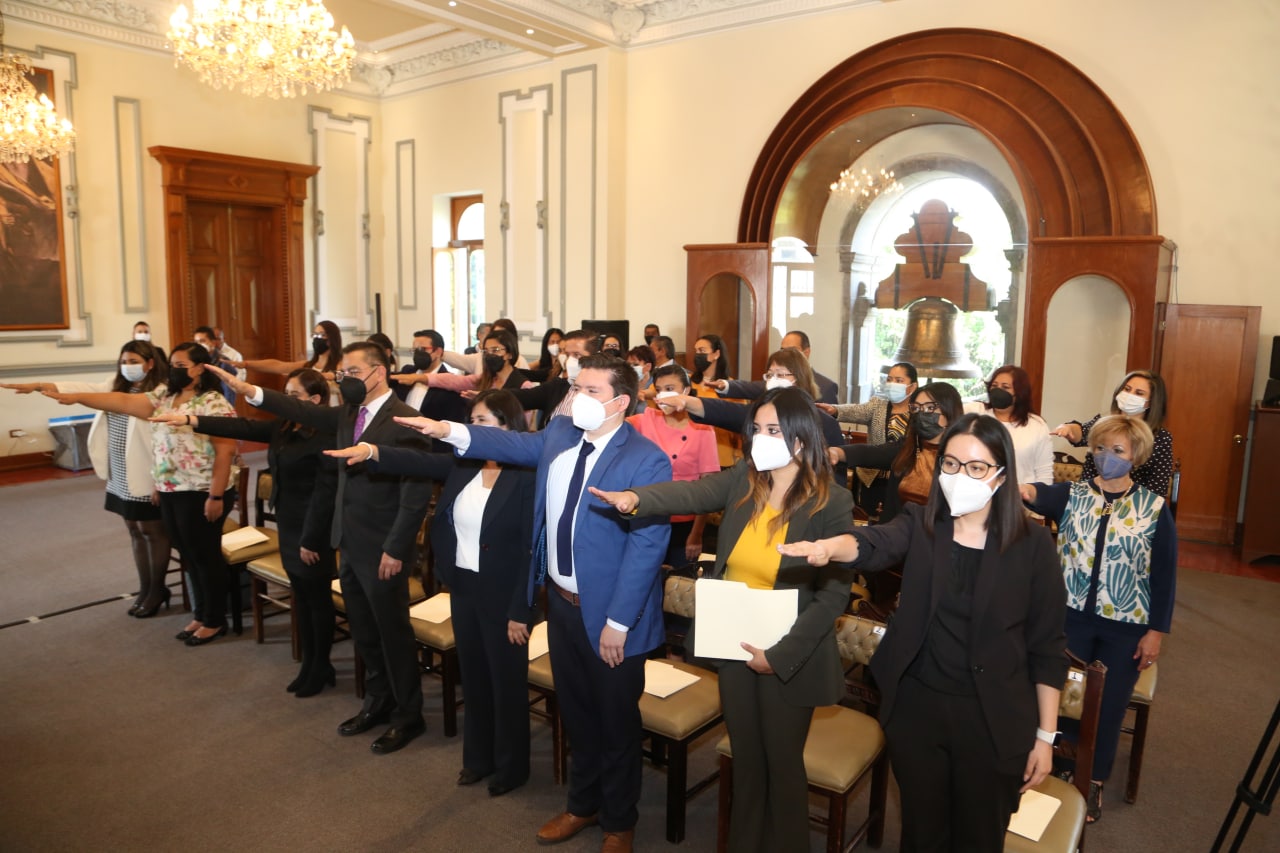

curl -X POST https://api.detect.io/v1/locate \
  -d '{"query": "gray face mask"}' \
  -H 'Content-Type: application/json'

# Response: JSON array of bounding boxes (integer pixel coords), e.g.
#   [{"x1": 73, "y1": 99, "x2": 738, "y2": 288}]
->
[{"x1": 914, "y1": 411, "x2": 943, "y2": 440}]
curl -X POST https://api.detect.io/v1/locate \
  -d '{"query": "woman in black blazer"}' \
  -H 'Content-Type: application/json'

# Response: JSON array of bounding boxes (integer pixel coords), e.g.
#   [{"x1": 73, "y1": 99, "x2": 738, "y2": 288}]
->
[
  {"x1": 591, "y1": 387, "x2": 856, "y2": 853},
  {"x1": 782, "y1": 413, "x2": 1068, "y2": 852},
  {"x1": 154, "y1": 368, "x2": 339, "y2": 695},
  {"x1": 329, "y1": 389, "x2": 536, "y2": 796}
]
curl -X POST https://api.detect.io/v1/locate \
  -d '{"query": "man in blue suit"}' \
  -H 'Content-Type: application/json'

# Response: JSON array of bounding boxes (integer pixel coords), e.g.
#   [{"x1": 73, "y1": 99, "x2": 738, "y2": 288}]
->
[{"x1": 403, "y1": 354, "x2": 670, "y2": 853}]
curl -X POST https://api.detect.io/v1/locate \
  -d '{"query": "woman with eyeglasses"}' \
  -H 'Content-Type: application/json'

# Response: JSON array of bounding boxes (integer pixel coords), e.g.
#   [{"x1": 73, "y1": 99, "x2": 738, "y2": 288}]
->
[
  {"x1": 591, "y1": 387, "x2": 857, "y2": 853},
  {"x1": 1050, "y1": 370, "x2": 1174, "y2": 495},
  {"x1": 831, "y1": 382, "x2": 965, "y2": 522},
  {"x1": 965, "y1": 365, "x2": 1053, "y2": 485},
  {"x1": 601, "y1": 334, "x2": 624, "y2": 356},
  {"x1": 1021, "y1": 414, "x2": 1175, "y2": 824},
  {"x1": 818, "y1": 362, "x2": 917, "y2": 516},
  {"x1": 327, "y1": 389, "x2": 536, "y2": 796},
  {"x1": 237, "y1": 320, "x2": 344, "y2": 379},
  {"x1": 626, "y1": 364, "x2": 720, "y2": 568},
  {"x1": 150, "y1": 368, "x2": 339, "y2": 694},
  {"x1": 779, "y1": 413, "x2": 1067, "y2": 851},
  {"x1": 42, "y1": 343, "x2": 242, "y2": 645}
]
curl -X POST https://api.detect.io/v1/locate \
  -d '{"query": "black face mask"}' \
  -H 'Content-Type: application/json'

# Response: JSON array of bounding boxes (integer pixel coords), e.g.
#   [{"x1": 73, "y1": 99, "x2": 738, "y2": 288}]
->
[
  {"x1": 987, "y1": 386, "x2": 1014, "y2": 409},
  {"x1": 339, "y1": 375, "x2": 370, "y2": 407},
  {"x1": 413, "y1": 350, "x2": 434, "y2": 371},
  {"x1": 482, "y1": 354, "x2": 507, "y2": 375},
  {"x1": 914, "y1": 411, "x2": 943, "y2": 440},
  {"x1": 168, "y1": 366, "x2": 193, "y2": 392},
  {"x1": 693, "y1": 353, "x2": 711, "y2": 373},
  {"x1": 644, "y1": 335, "x2": 655, "y2": 345},
  {"x1": 312, "y1": 336, "x2": 329, "y2": 357}
]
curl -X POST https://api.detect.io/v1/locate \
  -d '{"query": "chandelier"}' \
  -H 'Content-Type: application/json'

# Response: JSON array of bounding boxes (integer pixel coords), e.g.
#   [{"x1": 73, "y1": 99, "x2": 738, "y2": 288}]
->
[
  {"x1": 0, "y1": 11, "x2": 76, "y2": 164},
  {"x1": 829, "y1": 166, "x2": 903, "y2": 208},
  {"x1": 167, "y1": 0, "x2": 356, "y2": 99}
]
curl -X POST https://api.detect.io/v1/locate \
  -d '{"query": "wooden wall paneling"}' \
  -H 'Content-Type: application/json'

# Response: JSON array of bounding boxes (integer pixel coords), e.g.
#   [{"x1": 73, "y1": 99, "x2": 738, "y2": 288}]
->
[{"x1": 685, "y1": 244, "x2": 770, "y2": 381}]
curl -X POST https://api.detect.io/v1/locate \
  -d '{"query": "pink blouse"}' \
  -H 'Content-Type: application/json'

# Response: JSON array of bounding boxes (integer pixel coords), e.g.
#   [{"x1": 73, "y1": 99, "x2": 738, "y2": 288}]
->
[{"x1": 627, "y1": 408, "x2": 720, "y2": 522}]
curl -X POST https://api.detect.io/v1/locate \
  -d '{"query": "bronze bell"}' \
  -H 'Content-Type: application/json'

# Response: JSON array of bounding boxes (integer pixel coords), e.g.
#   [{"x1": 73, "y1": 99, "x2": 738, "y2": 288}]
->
[{"x1": 885, "y1": 297, "x2": 982, "y2": 378}]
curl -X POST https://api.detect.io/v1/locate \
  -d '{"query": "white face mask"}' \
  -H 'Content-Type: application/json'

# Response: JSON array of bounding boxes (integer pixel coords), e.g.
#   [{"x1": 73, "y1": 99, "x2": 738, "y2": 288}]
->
[
  {"x1": 751, "y1": 433, "x2": 795, "y2": 472},
  {"x1": 883, "y1": 383, "x2": 909, "y2": 404},
  {"x1": 632, "y1": 364, "x2": 645, "y2": 381},
  {"x1": 120, "y1": 363, "x2": 146, "y2": 383},
  {"x1": 938, "y1": 467, "x2": 1003, "y2": 517},
  {"x1": 571, "y1": 391, "x2": 617, "y2": 432},
  {"x1": 133, "y1": 332, "x2": 151, "y2": 342},
  {"x1": 765, "y1": 376, "x2": 794, "y2": 391},
  {"x1": 563, "y1": 355, "x2": 581, "y2": 382},
  {"x1": 1115, "y1": 391, "x2": 1148, "y2": 415},
  {"x1": 547, "y1": 343, "x2": 560, "y2": 358}
]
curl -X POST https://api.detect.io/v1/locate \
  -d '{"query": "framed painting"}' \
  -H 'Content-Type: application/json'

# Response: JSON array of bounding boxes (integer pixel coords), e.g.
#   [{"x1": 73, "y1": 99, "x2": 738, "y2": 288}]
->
[{"x1": 0, "y1": 64, "x2": 70, "y2": 331}]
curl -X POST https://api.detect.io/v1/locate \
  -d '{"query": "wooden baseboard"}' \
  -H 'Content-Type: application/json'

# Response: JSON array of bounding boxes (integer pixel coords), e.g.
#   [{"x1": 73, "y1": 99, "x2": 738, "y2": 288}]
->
[{"x1": 0, "y1": 452, "x2": 55, "y2": 472}]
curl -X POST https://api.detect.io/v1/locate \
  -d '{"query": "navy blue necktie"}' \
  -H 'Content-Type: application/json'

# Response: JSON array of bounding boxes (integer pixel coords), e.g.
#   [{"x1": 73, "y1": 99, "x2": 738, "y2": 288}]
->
[{"x1": 556, "y1": 441, "x2": 595, "y2": 577}]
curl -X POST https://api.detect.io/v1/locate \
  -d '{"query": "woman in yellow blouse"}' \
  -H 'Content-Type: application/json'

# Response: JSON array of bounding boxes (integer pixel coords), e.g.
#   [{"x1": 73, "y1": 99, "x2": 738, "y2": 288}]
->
[{"x1": 590, "y1": 386, "x2": 855, "y2": 852}]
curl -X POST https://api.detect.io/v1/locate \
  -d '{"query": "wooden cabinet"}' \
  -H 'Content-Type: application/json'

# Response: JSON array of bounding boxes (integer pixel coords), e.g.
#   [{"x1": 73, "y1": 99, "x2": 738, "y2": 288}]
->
[{"x1": 1241, "y1": 404, "x2": 1280, "y2": 564}]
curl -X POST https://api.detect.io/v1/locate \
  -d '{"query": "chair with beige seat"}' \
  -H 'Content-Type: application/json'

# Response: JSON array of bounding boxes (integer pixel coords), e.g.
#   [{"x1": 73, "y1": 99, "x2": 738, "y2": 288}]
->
[
  {"x1": 715, "y1": 613, "x2": 890, "y2": 853},
  {"x1": 220, "y1": 467, "x2": 280, "y2": 635},
  {"x1": 1004, "y1": 653, "x2": 1107, "y2": 853}
]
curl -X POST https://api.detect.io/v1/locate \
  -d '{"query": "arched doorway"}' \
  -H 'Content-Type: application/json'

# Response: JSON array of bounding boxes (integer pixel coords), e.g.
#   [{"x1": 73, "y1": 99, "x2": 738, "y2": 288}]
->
[{"x1": 727, "y1": 28, "x2": 1175, "y2": 406}]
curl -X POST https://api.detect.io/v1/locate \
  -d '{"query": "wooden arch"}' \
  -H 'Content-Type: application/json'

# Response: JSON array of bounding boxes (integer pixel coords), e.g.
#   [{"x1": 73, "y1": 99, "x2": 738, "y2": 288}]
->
[{"x1": 735, "y1": 28, "x2": 1173, "y2": 405}]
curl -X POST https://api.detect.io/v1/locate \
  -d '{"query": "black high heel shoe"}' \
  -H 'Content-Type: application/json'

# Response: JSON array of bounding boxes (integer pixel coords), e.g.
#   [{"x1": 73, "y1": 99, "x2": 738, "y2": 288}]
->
[
  {"x1": 185, "y1": 625, "x2": 228, "y2": 646},
  {"x1": 294, "y1": 664, "x2": 337, "y2": 698},
  {"x1": 134, "y1": 587, "x2": 172, "y2": 619}
]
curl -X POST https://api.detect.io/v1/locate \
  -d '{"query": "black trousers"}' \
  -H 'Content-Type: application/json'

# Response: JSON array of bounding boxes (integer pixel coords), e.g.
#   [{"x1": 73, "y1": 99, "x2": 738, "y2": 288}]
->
[
  {"x1": 451, "y1": 569, "x2": 530, "y2": 788},
  {"x1": 719, "y1": 661, "x2": 814, "y2": 853},
  {"x1": 159, "y1": 490, "x2": 234, "y2": 629},
  {"x1": 1063, "y1": 608, "x2": 1146, "y2": 781},
  {"x1": 277, "y1": 515, "x2": 336, "y2": 679},
  {"x1": 885, "y1": 675, "x2": 1024, "y2": 853},
  {"x1": 339, "y1": 549, "x2": 423, "y2": 727},
  {"x1": 547, "y1": 590, "x2": 646, "y2": 832}
]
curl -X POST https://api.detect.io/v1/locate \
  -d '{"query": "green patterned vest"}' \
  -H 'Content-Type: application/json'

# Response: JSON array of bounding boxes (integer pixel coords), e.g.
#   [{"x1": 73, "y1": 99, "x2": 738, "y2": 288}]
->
[{"x1": 1057, "y1": 480, "x2": 1164, "y2": 625}]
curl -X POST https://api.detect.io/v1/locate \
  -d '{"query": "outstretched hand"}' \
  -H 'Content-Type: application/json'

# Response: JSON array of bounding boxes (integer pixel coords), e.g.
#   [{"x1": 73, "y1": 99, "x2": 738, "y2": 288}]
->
[
  {"x1": 149, "y1": 412, "x2": 190, "y2": 427},
  {"x1": 393, "y1": 415, "x2": 449, "y2": 439},
  {"x1": 203, "y1": 363, "x2": 255, "y2": 398},
  {"x1": 588, "y1": 486, "x2": 638, "y2": 514},
  {"x1": 41, "y1": 389, "x2": 79, "y2": 406},
  {"x1": 1, "y1": 382, "x2": 50, "y2": 395},
  {"x1": 325, "y1": 444, "x2": 376, "y2": 465}
]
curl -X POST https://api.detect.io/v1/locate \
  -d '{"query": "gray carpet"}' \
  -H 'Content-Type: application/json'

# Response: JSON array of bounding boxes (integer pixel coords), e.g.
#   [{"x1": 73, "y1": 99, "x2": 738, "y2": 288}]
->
[{"x1": 2, "y1": 476, "x2": 1279, "y2": 852}]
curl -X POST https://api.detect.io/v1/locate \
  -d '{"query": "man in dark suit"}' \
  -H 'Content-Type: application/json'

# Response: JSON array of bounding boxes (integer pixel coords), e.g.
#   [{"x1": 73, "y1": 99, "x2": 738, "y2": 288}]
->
[
  {"x1": 407, "y1": 355, "x2": 671, "y2": 853},
  {"x1": 239, "y1": 342, "x2": 433, "y2": 754},
  {"x1": 389, "y1": 328, "x2": 468, "y2": 451},
  {"x1": 710, "y1": 330, "x2": 839, "y2": 404}
]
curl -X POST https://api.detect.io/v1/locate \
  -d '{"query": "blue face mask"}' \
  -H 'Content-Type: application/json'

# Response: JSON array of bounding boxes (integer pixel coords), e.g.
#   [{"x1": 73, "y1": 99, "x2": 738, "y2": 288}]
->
[
  {"x1": 883, "y1": 383, "x2": 909, "y2": 404},
  {"x1": 1093, "y1": 449, "x2": 1134, "y2": 480}
]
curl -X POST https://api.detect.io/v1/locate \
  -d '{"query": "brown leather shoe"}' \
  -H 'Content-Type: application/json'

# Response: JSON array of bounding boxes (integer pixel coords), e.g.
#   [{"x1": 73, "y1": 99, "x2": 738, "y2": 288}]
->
[
  {"x1": 601, "y1": 829, "x2": 634, "y2": 853},
  {"x1": 535, "y1": 811, "x2": 598, "y2": 845}
]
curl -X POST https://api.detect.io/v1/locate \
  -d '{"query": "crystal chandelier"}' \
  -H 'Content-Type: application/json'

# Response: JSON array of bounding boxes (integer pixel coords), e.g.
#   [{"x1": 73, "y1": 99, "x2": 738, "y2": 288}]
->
[
  {"x1": 829, "y1": 166, "x2": 903, "y2": 208},
  {"x1": 0, "y1": 11, "x2": 76, "y2": 164},
  {"x1": 167, "y1": 0, "x2": 356, "y2": 99}
]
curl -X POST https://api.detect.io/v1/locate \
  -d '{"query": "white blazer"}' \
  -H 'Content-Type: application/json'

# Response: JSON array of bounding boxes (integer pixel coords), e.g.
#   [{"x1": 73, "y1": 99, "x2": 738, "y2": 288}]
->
[{"x1": 55, "y1": 379, "x2": 164, "y2": 499}]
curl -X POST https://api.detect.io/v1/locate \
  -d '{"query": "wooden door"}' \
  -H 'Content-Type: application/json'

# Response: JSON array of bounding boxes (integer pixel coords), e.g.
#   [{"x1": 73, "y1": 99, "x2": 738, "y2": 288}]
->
[
  {"x1": 186, "y1": 201, "x2": 281, "y2": 416},
  {"x1": 1154, "y1": 304, "x2": 1262, "y2": 544}
]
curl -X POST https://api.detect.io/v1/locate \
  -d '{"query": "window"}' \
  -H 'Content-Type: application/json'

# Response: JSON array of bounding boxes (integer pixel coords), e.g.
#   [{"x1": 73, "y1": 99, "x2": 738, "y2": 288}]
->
[
  {"x1": 771, "y1": 237, "x2": 815, "y2": 340},
  {"x1": 434, "y1": 195, "x2": 485, "y2": 349}
]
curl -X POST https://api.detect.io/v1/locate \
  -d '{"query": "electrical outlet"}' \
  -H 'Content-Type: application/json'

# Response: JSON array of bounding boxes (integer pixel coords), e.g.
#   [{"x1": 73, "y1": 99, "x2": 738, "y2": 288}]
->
[{"x1": 9, "y1": 429, "x2": 27, "y2": 438}]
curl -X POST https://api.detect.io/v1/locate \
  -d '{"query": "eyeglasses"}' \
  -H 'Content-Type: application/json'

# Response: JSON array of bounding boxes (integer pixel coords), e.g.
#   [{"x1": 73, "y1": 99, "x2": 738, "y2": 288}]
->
[
  {"x1": 482, "y1": 347, "x2": 507, "y2": 356},
  {"x1": 939, "y1": 455, "x2": 1001, "y2": 479},
  {"x1": 412, "y1": 346, "x2": 434, "y2": 354},
  {"x1": 763, "y1": 371, "x2": 794, "y2": 381},
  {"x1": 334, "y1": 367, "x2": 376, "y2": 380},
  {"x1": 908, "y1": 402, "x2": 939, "y2": 414}
]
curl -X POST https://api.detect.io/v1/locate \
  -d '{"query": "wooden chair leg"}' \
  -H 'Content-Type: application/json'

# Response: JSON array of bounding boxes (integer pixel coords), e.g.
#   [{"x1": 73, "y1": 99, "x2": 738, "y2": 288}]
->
[
  {"x1": 868, "y1": 752, "x2": 888, "y2": 849},
  {"x1": 250, "y1": 575, "x2": 266, "y2": 644},
  {"x1": 658, "y1": 735, "x2": 689, "y2": 843},
  {"x1": 716, "y1": 754, "x2": 732, "y2": 853},
  {"x1": 826, "y1": 788, "x2": 847, "y2": 853},
  {"x1": 1125, "y1": 702, "x2": 1150, "y2": 804}
]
